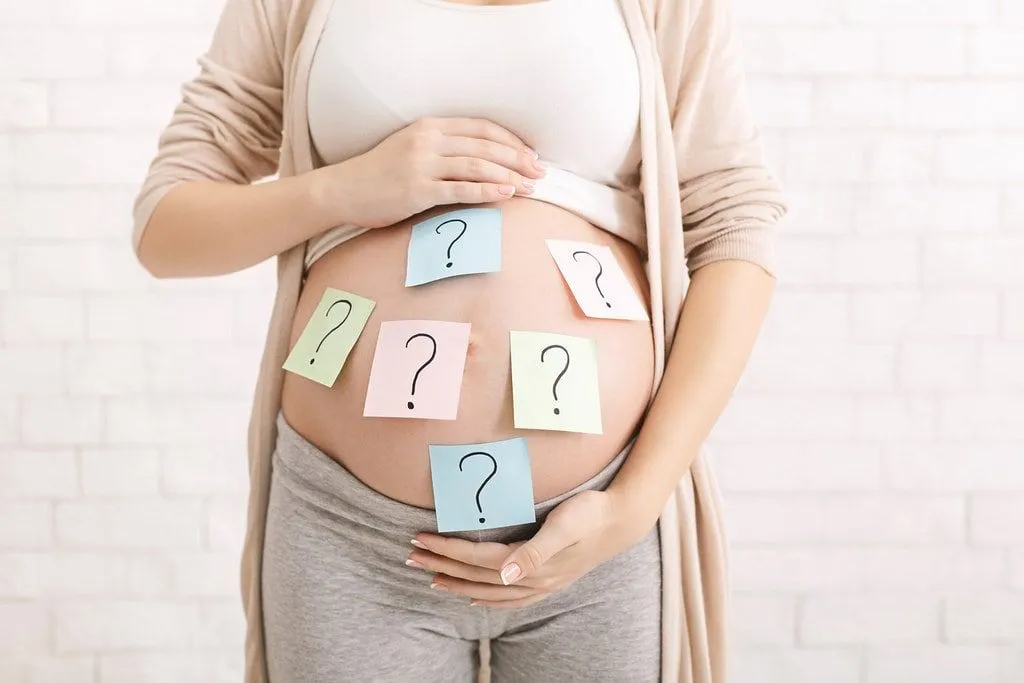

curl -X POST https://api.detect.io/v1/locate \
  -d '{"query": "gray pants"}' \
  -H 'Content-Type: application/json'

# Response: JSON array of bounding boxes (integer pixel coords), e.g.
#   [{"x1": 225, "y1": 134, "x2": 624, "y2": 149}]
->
[{"x1": 262, "y1": 414, "x2": 661, "y2": 683}]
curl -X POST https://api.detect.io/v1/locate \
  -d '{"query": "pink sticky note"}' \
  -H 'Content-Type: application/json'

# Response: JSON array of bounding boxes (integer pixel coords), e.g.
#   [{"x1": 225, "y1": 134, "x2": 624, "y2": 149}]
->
[
  {"x1": 546, "y1": 240, "x2": 649, "y2": 321},
  {"x1": 363, "y1": 320, "x2": 472, "y2": 420}
]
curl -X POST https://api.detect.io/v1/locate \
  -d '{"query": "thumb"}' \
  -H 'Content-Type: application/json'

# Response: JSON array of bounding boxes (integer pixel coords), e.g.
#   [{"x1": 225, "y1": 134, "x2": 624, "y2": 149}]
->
[{"x1": 499, "y1": 521, "x2": 574, "y2": 585}]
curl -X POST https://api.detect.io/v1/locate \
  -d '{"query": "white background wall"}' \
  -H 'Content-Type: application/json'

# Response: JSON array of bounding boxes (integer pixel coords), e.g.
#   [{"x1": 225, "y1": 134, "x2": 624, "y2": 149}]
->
[{"x1": 0, "y1": 0, "x2": 1022, "y2": 681}]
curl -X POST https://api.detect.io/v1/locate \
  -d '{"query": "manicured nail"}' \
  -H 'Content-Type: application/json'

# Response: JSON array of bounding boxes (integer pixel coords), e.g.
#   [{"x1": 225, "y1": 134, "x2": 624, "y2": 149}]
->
[
  {"x1": 405, "y1": 559, "x2": 425, "y2": 569},
  {"x1": 430, "y1": 582, "x2": 448, "y2": 592},
  {"x1": 410, "y1": 539, "x2": 426, "y2": 549},
  {"x1": 498, "y1": 185, "x2": 516, "y2": 197},
  {"x1": 521, "y1": 179, "x2": 536, "y2": 192},
  {"x1": 500, "y1": 563, "x2": 522, "y2": 586},
  {"x1": 533, "y1": 158, "x2": 547, "y2": 173}
]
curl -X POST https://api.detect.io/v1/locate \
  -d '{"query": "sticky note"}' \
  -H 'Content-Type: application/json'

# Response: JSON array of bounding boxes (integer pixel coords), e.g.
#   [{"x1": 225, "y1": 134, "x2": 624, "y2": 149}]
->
[
  {"x1": 282, "y1": 288, "x2": 375, "y2": 387},
  {"x1": 406, "y1": 208, "x2": 502, "y2": 287},
  {"x1": 363, "y1": 320, "x2": 472, "y2": 420},
  {"x1": 546, "y1": 239, "x2": 649, "y2": 321},
  {"x1": 429, "y1": 438, "x2": 536, "y2": 533},
  {"x1": 509, "y1": 331, "x2": 602, "y2": 435}
]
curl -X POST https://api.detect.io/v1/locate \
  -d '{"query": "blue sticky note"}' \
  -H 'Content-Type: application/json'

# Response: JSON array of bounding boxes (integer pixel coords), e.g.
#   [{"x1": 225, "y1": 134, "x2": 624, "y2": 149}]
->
[
  {"x1": 428, "y1": 438, "x2": 535, "y2": 533},
  {"x1": 406, "y1": 208, "x2": 502, "y2": 287}
]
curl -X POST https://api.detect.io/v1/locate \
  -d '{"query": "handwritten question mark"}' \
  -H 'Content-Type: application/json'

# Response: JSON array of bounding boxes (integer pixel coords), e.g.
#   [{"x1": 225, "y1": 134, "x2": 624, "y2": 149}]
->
[
  {"x1": 310, "y1": 299, "x2": 352, "y2": 365},
  {"x1": 405, "y1": 333, "x2": 437, "y2": 410},
  {"x1": 540, "y1": 344, "x2": 570, "y2": 415},
  {"x1": 435, "y1": 219, "x2": 468, "y2": 268},
  {"x1": 459, "y1": 451, "x2": 497, "y2": 524},
  {"x1": 572, "y1": 250, "x2": 611, "y2": 308}
]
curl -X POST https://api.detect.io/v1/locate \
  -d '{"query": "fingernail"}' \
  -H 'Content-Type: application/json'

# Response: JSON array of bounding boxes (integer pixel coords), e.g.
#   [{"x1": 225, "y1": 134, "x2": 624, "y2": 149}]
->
[
  {"x1": 500, "y1": 563, "x2": 522, "y2": 586},
  {"x1": 520, "y1": 179, "x2": 536, "y2": 192},
  {"x1": 430, "y1": 582, "x2": 448, "y2": 592},
  {"x1": 405, "y1": 559, "x2": 425, "y2": 569},
  {"x1": 533, "y1": 158, "x2": 547, "y2": 173},
  {"x1": 527, "y1": 148, "x2": 539, "y2": 160},
  {"x1": 498, "y1": 185, "x2": 516, "y2": 197},
  {"x1": 470, "y1": 601, "x2": 481, "y2": 607},
  {"x1": 410, "y1": 539, "x2": 426, "y2": 549}
]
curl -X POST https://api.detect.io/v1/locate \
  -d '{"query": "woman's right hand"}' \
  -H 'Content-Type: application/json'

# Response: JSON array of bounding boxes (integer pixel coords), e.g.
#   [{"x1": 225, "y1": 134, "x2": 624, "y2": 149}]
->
[{"x1": 310, "y1": 117, "x2": 548, "y2": 230}]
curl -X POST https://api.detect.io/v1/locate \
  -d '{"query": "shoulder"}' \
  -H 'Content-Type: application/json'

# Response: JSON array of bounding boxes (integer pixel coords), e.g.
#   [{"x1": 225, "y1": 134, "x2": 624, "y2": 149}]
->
[
  {"x1": 644, "y1": 0, "x2": 719, "y2": 35},
  {"x1": 249, "y1": 0, "x2": 318, "y2": 63}
]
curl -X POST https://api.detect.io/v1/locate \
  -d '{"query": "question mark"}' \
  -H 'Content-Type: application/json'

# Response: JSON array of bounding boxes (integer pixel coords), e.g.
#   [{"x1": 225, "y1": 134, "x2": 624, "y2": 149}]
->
[
  {"x1": 310, "y1": 299, "x2": 353, "y2": 365},
  {"x1": 572, "y1": 250, "x2": 611, "y2": 309},
  {"x1": 540, "y1": 344, "x2": 570, "y2": 415},
  {"x1": 405, "y1": 333, "x2": 438, "y2": 410},
  {"x1": 435, "y1": 219, "x2": 468, "y2": 268},
  {"x1": 459, "y1": 451, "x2": 498, "y2": 524}
]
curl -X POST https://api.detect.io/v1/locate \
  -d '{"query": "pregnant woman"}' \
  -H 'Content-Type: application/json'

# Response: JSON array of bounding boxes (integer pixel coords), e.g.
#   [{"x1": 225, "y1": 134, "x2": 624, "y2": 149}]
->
[{"x1": 132, "y1": 0, "x2": 786, "y2": 681}]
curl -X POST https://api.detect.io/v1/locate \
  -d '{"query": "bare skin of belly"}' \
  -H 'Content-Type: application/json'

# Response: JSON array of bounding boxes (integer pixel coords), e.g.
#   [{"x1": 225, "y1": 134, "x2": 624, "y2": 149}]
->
[{"x1": 280, "y1": 196, "x2": 655, "y2": 508}]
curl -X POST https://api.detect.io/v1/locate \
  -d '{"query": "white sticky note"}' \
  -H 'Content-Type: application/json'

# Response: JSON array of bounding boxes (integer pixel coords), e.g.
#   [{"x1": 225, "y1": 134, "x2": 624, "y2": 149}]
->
[{"x1": 546, "y1": 240, "x2": 649, "y2": 321}]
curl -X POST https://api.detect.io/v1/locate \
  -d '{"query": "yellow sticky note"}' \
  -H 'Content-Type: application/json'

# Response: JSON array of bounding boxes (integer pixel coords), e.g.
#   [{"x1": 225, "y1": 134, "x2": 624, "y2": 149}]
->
[
  {"x1": 509, "y1": 331, "x2": 602, "y2": 435},
  {"x1": 282, "y1": 288, "x2": 375, "y2": 387}
]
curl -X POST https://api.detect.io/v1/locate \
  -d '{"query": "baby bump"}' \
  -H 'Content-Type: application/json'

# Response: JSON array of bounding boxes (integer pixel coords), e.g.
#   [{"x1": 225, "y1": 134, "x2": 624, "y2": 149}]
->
[{"x1": 280, "y1": 196, "x2": 655, "y2": 508}]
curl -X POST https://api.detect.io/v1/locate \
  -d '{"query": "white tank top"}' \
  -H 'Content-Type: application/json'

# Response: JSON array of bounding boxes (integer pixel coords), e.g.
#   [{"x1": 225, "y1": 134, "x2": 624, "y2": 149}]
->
[{"x1": 305, "y1": 0, "x2": 644, "y2": 267}]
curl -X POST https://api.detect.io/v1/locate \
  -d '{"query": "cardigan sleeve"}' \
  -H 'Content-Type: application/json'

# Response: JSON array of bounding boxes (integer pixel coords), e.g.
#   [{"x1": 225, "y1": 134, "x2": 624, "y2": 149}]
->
[
  {"x1": 655, "y1": 0, "x2": 787, "y2": 277},
  {"x1": 131, "y1": 0, "x2": 287, "y2": 255}
]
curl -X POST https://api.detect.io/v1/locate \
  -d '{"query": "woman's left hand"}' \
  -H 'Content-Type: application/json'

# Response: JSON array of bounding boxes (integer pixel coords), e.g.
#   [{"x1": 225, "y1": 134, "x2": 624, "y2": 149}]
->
[{"x1": 407, "y1": 489, "x2": 651, "y2": 609}]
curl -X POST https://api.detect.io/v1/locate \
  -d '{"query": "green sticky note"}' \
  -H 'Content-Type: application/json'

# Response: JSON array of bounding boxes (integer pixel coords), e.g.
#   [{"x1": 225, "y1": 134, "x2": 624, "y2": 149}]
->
[
  {"x1": 282, "y1": 288, "x2": 375, "y2": 387},
  {"x1": 509, "y1": 331, "x2": 602, "y2": 435}
]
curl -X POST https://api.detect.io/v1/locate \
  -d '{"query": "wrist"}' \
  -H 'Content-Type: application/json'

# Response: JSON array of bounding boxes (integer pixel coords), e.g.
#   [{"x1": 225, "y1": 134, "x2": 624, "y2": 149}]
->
[
  {"x1": 301, "y1": 158, "x2": 361, "y2": 232},
  {"x1": 606, "y1": 486, "x2": 660, "y2": 547}
]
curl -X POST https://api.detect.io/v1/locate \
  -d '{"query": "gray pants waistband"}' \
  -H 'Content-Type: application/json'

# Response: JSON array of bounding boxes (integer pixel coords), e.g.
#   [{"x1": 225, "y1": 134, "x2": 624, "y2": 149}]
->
[{"x1": 272, "y1": 412, "x2": 633, "y2": 542}]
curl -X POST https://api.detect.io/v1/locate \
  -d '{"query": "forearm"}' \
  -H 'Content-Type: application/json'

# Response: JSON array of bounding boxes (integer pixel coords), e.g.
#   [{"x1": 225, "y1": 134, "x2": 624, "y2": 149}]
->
[
  {"x1": 136, "y1": 165, "x2": 348, "y2": 279},
  {"x1": 608, "y1": 259, "x2": 775, "y2": 526}
]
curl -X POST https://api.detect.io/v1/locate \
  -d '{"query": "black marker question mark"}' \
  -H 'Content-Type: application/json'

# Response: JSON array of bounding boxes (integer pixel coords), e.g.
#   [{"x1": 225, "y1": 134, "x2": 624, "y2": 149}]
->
[
  {"x1": 405, "y1": 333, "x2": 437, "y2": 410},
  {"x1": 310, "y1": 299, "x2": 353, "y2": 365},
  {"x1": 435, "y1": 219, "x2": 468, "y2": 268},
  {"x1": 459, "y1": 451, "x2": 497, "y2": 524},
  {"x1": 572, "y1": 250, "x2": 611, "y2": 308},
  {"x1": 540, "y1": 344, "x2": 571, "y2": 415}
]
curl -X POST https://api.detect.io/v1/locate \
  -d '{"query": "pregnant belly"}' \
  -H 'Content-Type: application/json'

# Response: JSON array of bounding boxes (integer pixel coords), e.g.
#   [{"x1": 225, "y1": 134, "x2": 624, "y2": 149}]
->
[{"x1": 280, "y1": 196, "x2": 655, "y2": 508}]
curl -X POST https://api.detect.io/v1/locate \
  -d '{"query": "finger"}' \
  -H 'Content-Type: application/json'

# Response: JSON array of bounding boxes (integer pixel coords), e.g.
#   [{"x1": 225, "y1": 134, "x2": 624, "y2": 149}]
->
[
  {"x1": 434, "y1": 157, "x2": 535, "y2": 195},
  {"x1": 499, "y1": 521, "x2": 579, "y2": 585},
  {"x1": 432, "y1": 575, "x2": 538, "y2": 602},
  {"x1": 438, "y1": 136, "x2": 545, "y2": 180},
  {"x1": 432, "y1": 180, "x2": 517, "y2": 205},
  {"x1": 413, "y1": 535, "x2": 510, "y2": 570},
  {"x1": 408, "y1": 551, "x2": 504, "y2": 586},
  {"x1": 433, "y1": 117, "x2": 532, "y2": 156}
]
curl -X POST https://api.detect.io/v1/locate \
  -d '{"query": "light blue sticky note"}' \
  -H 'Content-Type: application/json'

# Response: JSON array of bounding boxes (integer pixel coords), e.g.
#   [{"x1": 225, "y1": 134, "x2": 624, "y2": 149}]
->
[
  {"x1": 428, "y1": 438, "x2": 535, "y2": 533},
  {"x1": 406, "y1": 208, "x2": 502, "y2": 287}
]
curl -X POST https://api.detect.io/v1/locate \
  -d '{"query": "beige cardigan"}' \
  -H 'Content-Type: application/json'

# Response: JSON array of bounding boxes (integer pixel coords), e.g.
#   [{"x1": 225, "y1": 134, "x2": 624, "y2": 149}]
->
[{"x1": 132, "y1": 0, "x2": 787, "y2": 680}]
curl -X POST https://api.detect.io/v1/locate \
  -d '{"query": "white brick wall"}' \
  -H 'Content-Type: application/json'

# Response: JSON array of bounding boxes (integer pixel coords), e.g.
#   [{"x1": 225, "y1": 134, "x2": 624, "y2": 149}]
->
[{"x1": 1, "y1": 0, "x2": 1022, "y2": 681}]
